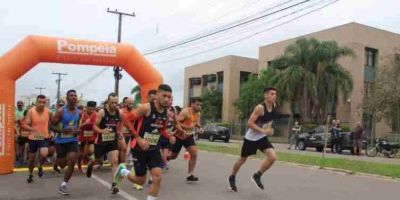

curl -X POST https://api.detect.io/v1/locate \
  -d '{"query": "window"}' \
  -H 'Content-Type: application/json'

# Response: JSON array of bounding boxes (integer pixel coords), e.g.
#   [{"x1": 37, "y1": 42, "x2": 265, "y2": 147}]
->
[
  {"x1": 364, "y1": 47, "x2": 378, "y2": 82},
  {"x1": 217, "y1": 71, "x2": 224, "y2": 92},
  {"x1": 240, "y1": 71, "x2": 251, "y2": 85},
  {"x1": 217, "y1": 71, "x2": 224, "y2": 83}
]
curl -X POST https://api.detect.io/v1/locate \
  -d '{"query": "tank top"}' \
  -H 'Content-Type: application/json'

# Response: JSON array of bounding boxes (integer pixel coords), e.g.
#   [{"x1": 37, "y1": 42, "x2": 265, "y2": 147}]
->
[
  {"x1": 245, "y1": 103, "x2": 277, "y2": 141},
  {"x1": 79, "y1": 111, "x2": 96, "y2": 140},
  {"x1": 17, "y1": 117, "x2": 30, "y2": 138},
  {"x1": 137, "y1": 102, "x2": 168, "y2": 151},
  {"x1": 28, "y1": 107, "x2": 50, "y2": 141},
  {"x1": 55, "y1": 106, "x2": 80, "y2": 144},
  {"x1": 176, "y1": 108, "x2": 199, "y2": 139},
  {"x1": 121, "y1": 108, "x2": 135, "y2": 136},
  {"x1": 97, "y1": 108, "x2": 120, "y2": 144}
]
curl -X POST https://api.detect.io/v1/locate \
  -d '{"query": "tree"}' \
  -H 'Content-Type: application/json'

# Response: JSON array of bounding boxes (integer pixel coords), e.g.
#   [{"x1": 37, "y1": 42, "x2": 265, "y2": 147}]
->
[
  {"x1": 234, "y1": 69, "x2": 274, "y2": 120},
  {"x1": 130, "y1": 85, "x2": 141, "y2": 107},
  {"x1": 269, "y1": 38, "x2": 354, "y2": 123},
  {"x1": 363, "y1": 52, "x2": 400, "y2": 132},
  {"x1": 200, "y1": 86, "x2": 223, "y2": 123}
]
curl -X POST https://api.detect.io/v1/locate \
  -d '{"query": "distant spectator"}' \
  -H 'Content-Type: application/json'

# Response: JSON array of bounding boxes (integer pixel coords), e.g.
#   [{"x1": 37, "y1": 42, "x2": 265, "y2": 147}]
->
[
  {"x1": 353, "y1": 121, "x2": 364, "y2": 156},
  {"x1": 288, "y1": 121, "x2": 301, "y2": 150}
]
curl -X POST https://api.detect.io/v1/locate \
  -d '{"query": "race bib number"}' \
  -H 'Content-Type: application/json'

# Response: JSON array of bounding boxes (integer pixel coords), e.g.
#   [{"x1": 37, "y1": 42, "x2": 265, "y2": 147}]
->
[
  {"x1": 20, "y1": 131, "x2": 30, "y2": 137},
  {"x1": 143, "y1": 132, "x2": 161, "y2": 146},
  {"x1": 102, "y1": 132, "x2": 115, "y2": 142},
  {"x1": 262, "y1": 121, "x2": 273, "y2": 129},
  {"x1": 122, "y1": 127, "x2": 129, "y2": 134},
  {"x1": 185, "y1": 128, "x2": 196, "y2": 136},
  {"x1": 33, "y1": 134, "x2": 44, "y2": 141},
  {"x1": 61, "y1": 133, "x2": 74, "y2": 138},
  {"x1": 83, "y1": 130, "x2": 93, "y2": 137}
]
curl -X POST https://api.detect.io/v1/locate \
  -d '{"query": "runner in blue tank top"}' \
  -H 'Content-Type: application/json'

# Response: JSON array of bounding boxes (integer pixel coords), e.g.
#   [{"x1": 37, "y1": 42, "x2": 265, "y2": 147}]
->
[{"x1": 52, "y1": 90, "x2": 81, "y2": 196}]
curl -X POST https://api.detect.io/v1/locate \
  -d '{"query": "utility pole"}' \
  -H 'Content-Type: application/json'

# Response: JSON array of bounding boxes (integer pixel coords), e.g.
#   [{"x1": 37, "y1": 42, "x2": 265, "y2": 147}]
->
[
  {"x1": 107, "y1": 8, "x2": 135, "y2": 96},
  {"x1": 35, "y1": 87, "x2": 46, "y2": 95},
  {"x1": 52, "y1": 72, "x2": 67, "y2": 102}
]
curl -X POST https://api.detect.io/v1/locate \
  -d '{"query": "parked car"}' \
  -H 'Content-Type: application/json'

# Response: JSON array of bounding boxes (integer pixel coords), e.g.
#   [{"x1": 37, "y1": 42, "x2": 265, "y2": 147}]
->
[
  {"x1": 199, "y1": 124, "x2": 231, "y2": 143},
  {"x1": 295, "y1": 125, "x2": 356, "y2": 153}
]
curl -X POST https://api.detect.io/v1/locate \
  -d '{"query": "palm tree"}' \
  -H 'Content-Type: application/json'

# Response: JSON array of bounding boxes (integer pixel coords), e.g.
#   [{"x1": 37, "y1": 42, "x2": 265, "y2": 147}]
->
[
  {"x1": 131, "y1": 85, "x2": 141, "y2": 107},
  {"x1": 269, "y1": 38, "x2": 354, "y2": 123}
]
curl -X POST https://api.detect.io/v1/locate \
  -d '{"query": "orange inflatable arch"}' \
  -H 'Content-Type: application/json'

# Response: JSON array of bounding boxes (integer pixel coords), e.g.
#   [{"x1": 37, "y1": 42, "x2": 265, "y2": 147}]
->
[{"x1": 0, "y1": 35, "x2": 163, "y2": 174}]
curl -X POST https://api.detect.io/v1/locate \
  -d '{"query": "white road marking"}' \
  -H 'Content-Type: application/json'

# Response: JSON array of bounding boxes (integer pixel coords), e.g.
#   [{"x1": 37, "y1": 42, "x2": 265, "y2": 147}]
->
[{"x1": 92, "y1": 174, "x2": 139, "y2": 200}]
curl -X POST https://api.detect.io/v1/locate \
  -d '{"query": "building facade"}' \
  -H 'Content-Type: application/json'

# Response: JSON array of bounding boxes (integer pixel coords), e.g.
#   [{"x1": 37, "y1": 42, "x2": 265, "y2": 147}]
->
[
  {"x1": 183, "y1": 55, "x2": 258, "y2": 124},
  {"x1": 259, "y1": 22, "x2": 400, "y2": 138}
]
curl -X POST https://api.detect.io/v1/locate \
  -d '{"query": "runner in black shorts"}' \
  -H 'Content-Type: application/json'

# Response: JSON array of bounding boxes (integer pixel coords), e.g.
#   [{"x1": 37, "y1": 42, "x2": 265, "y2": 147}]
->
[
  {"x1": 21, "y1": 95, "x2": 53, "y2": 183},
  {"x1": 52, "y1": 90, "x2": 81, "y2": 195},
  {"x1": 160, "y1": 97, "x2": 179, "y2": 170},
  {"x1": 86, "y1": 93, "x2": 124, "y2": 195},
  {"x1": 15, "y1": 109, "x2": 29, "y2": 166},
  {"x1": 228, "y1": 87, "x2": 279, "y2": 192},
  {"x1": 114, "y1": 84, "x2": 176, "y2": 200},
  {"x1": 168, "y1": 97, "x2": 203, "y2": 182}
]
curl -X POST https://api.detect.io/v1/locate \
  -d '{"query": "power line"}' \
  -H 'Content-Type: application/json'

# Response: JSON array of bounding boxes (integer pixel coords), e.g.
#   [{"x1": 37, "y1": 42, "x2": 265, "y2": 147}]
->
[
  {"x1": 144, "y1": 0, "x2": 309, "y2": 55},
  {"x1": 150, "y1": 0, "x2": 327, "y2": 59},
  {"x1": 72, "y1": 68, "x2": 110, "y2": 90},
  {"x1": 35, "y1": 87, "x2": 46, "y2": 95},
  {"x1": 144, "y1": 0, "x2": 297, "y2": 53},
  {"x1": 151, "y1": 0, "x2": 338, "y2": 64},
  {"x1": 52, "y1": 72, "x2": 68, "y2": 102},
  {"x1": 107, "y1": 8, "x2": 135, "y2": 97}
]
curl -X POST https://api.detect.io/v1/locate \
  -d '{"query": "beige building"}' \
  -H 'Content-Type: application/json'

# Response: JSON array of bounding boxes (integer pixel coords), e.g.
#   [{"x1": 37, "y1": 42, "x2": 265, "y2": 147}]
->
[
  {"x1": 259, "y1": 22, "x2": 400, "y2": 138},
  {"x1": 183, "y1": 55, "x2": 258, "y2": 124}
]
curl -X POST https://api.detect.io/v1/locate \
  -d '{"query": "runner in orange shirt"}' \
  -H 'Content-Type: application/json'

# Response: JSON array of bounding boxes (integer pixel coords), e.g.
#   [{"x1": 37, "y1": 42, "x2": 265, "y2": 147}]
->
[
  {"x1": 21, "y1": 95, "x2": 53, "y2": 183},
  {"x1": 168, "y1": 97, "x2": 203, "y2": 183}
]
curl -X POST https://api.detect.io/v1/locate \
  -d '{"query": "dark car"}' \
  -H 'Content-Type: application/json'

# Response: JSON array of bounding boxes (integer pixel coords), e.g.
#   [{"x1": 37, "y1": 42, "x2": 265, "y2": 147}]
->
[
  {"x1": 199, "y1": 124, "x2": 230, "y2": 143},
  {"x1": 295, "y1": 125, "x2": 355, "y2": 153}
]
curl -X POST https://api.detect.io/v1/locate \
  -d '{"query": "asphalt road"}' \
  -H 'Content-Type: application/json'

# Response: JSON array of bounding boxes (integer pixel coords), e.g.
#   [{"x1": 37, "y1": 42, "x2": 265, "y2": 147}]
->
[{"x1": 1, "y1": 149, "x2": 400, "y2": 200}]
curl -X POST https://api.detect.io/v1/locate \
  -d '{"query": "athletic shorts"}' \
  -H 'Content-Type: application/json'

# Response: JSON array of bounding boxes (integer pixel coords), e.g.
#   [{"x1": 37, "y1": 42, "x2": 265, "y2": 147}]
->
[
  {"x1": 131, "y1": 149, "x2": 163, "y2": 176},
  {"x1": 171, "y1": 136, "x2": 196, "y2": 153},
  {"x1": 48, "y1": 139, "x2": 56, "y2": 146},
  {"x1": 94, "y1": 142, "x2": 118, "y2": 159},
  {"x1": 80, "y1": 141, "x2": 95, "y2": 148},
  {"x1": 160, "y1": 136, "x2": 170, "y2": 149},
  {"x1": 17, "y1": 137, "x2": 29, "y2": 146},
  {"x1": 55, "y1": 142, "x2": 79, "y2": 159},
  {"x1": 28, "y1": 140, "x2": 49, "y2": 153},
  {"x1": 241, "y1": 137, "x2": 274, "y2": 157},
  {"x1": 124, "y1": 135, "x2": 132, "y2": 145}
]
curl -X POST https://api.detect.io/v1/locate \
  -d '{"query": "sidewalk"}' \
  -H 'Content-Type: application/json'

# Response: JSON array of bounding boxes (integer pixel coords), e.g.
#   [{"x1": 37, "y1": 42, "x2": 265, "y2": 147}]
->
[{"x1": 205, "y1": 139, "x2": 400, "y2": 165}]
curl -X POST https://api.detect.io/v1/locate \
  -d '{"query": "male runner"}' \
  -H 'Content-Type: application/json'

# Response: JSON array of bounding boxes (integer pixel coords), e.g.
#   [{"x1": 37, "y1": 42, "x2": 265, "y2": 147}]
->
[
  {"x1": 168, "y1": 97, "x2": 203, "y2": 182},
  {"x1": 15, "y1": 101, "x2": 26, "y2": 165},
  {"x1": 22, "y1": 95, "x2": 53, "y2": 183},
  {"x1": 77, "y1": 101, "x2": 97, "y2": 173},
  {"x1": 228, "y1": 87, "x2": 278, "y2": 192},
  {"x1": 87, "y1": 93, "x2": 123, "y2": 195},
  {"x1": 52, "y1": 90, "x2": 81, "y2": 195},
  {"x1": 114, "y1": 84, "x2": 176, "y2": 200},
  {"x1": 160, "y1": 97, "x2": 179, "y2": 170}
]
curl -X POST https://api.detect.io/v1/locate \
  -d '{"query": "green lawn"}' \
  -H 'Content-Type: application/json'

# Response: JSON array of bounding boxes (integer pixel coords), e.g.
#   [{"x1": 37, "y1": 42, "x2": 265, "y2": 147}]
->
[{"x1": 198, "y1": 143, "x2": 400, "y2": 179}]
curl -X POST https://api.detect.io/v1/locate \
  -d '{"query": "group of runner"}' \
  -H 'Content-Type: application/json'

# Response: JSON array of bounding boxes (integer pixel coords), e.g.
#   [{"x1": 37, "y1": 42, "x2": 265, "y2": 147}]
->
[{"x1": 14, "y1": 84, "x2": 279, "y2": 200}]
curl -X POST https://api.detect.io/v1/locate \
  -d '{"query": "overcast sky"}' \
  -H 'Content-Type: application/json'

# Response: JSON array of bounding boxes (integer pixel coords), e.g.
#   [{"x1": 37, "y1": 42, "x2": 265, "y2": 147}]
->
[{"x1": 1, "y1": 0, "x2": 399, "y2": 106}]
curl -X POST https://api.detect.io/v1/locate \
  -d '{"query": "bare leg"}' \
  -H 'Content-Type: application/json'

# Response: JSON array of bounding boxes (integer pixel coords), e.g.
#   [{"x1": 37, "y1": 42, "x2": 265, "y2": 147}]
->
[
  {"x1": 258, "y1": 149, "x2": 277, "y2": 174},
  {"x1": 63, "y1": 151, "x2": 77, "y2": 182},
  {"x1": 148, "y1": 167, "x2": 163, "y2": 197},
  {"x1": 231, "y1": 157, "x2": 247, "y2": 176},
  {"x1": 187, "y1": 145, "x2": 198, "y2": 175}
]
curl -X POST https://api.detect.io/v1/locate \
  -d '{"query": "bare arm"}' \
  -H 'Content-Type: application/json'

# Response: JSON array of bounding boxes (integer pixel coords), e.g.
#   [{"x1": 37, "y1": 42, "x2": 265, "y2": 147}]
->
[
  {"x1": 177, "y1": 108, "x2": 191, "y2": 129},
  {"x1": 93, "y1": 109, "x2": 105, "y2": 134},
  {"x1": 51, "y1": 108, "x2": 63, "y2": 125},
  {"x1": 21, "y1": 109, "x2": 35, "y2": 132},
  {"x1": 247, "y1": 105, "x2": 270, "y2": 134}
]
